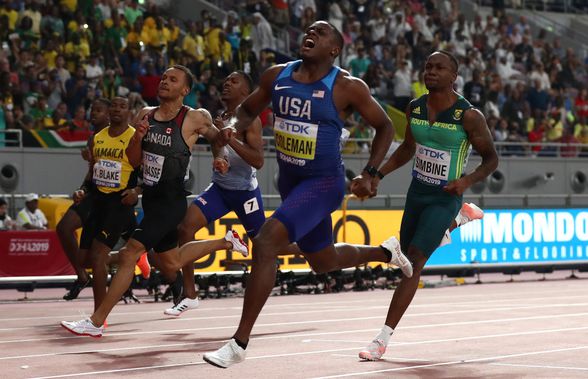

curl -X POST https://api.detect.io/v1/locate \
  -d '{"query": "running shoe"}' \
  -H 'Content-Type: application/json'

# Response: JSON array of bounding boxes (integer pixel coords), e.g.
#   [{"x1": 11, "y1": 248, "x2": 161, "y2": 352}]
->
[
  {"x1": 63, "y1": 277, "x2": 91, "y2": 301},
  {"x1": 203, "y1": 338, "x2": 246, "y2": 368},
  {"x1": 60, "y1": 318, "x2": 103, "y2": 338},
  {"x1": 381, "y1": 236, "x2": 413, "y2": 278},
  {"x1": 136, "y1": 252, "x2": 151, "y2": 279},
  {"x1": 358, "y1": 338, "x2": 387, "y2": 361},
  {"x1": 439, "y1": 229, "x2": 452, "y2": 247},
  {"x1": 439, "y1": 203, "x2": 484, "y2": 247},
  {"x1": 459, "y1": 202, "x2": 484, "y2": 225},
  {"x1": 164, "y1": 297, "x2": 199, "y2": 316},
  {"x1": 225, "y1": 230, "x2": 249, "y2": 257}
]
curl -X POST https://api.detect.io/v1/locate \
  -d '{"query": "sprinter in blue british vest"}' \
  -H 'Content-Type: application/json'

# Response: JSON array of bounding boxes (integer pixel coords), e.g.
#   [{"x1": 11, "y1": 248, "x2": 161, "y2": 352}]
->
[{"x1": 203, "y1": 21, "x2": 414, "y2": 368}]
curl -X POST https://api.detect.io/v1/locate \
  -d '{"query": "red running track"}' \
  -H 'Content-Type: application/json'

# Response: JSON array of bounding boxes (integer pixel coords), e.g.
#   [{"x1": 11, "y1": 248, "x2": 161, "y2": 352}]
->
[{"x1": 1, "y1": 271, "x2": 588, "y2": 378}]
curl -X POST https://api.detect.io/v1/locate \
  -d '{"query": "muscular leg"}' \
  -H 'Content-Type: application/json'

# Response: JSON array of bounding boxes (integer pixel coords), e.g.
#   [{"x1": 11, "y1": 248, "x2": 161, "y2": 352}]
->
[
  {"x1": 177, "y1": 203, "x2": 209, "y2": 299},
  {"x1": 88, "y1": 240, "x2": 112, "y2": 313},
  {"x1": 90, "y1": 238, "x2": 145, "y2": 326},
  {"x1": 304, "y1": 243, "x2": 389, "y2": 274},
  {"x1": 234, "y1": 219, "x2": 290, "y2": 343},
  {"x1": 56, "y1": 210, "x2": 88, "y2": 281},
  {"x1": 157, "y1": 238, "x2": 232, "y2": 281},
  {"x1": 383, "y1": 246, "x2": 428, "y2": 328}
]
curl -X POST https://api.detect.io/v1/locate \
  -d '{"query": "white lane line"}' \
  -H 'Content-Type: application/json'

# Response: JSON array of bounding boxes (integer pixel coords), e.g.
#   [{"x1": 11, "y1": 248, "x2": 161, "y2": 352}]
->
[
  {"x1": 27, "y1": 342, "x2": 588, "y2": 379},
  {"x1": 331, "y1": 354, "x2": 429, "y2": 361},
  {"x1": 29, "y1": 361, "x2": 208, "y2": 379},
  {"x1": 2, "y1": 290, "x2": 586, "y2": 322},
  {"x1": 3, "y1": 298, "x2": 588, "y2": 334},
  {"x1": 302, "y1": 325, "x2": 588, "y2": 347},
  {"x1": 490, "y1": 362, "x2": 588, "y2": 371},
  {"x1": 4, "y1": 320, "x2": 588, "y2": 361},
  {"x1": 3, "y1": 296, "x2": 588, "y2": 335},
  {"x1": 4, "y1": 310, "x2": 588, "y2": 345},
  {"x1": 310, "y1": 345, "x2": 588, "y2": 379}
]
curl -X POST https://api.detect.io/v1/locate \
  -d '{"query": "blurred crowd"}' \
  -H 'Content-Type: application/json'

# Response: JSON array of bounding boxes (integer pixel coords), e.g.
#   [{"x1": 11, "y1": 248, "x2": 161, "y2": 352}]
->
[
  {"x1": 279, "y1": 0, "x2": 588, "y2": 156},
  {"x1": 0, "y1": 0, "x2": 279, "y2": 141},
  {"x1": 0, "y1": 0, "x2": 587, "y2": 156},
  {"x1": 0, "y1": 193, "x2": 48, "y2": 230}
]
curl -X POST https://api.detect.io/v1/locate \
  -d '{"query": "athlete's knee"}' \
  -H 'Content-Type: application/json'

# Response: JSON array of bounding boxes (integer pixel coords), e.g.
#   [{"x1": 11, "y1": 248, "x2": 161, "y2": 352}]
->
[
  {"x1": 177, "y1": 221, "x2": 196, "y2": 243},
  {"x1": 309, "y1": 262, "x2": 334, "y2": 274},
  {"x1": 407, "y1": 247, "x2": 428, "y2": 274},
  {"x1": 88, "y1": 249, "x2": 107, "y2": 267},
  {"x1": 118, "y1": 240, "x2": 145, "y2": 267},
  {"x1": 251, "y1": 233, "x2": 281, "y2": 264},
  {"x1": 56, "y1": 212, "x2": 78, "y2": 236}
]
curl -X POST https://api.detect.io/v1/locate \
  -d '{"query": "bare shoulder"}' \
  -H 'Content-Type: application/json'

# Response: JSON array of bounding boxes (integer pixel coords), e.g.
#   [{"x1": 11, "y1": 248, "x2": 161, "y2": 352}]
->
[
  {"x1": 259, "y1": 64, "x2": 288, "y2": 88},
  {"x1": 336, "y1": 70, "x2": 369, "y2": 92},
  {"x1": 138, "y1": 106, "x2": 157, "y2": 118},
  {"x1": 463, "y1": 108, "x2": 486, "y2": 126},
  {"x1": 186, "y1": 108, "x2": 212, "y2": 128},
  {"x1": 189, "y1": 107, "x2": 213, "y2": 124}
]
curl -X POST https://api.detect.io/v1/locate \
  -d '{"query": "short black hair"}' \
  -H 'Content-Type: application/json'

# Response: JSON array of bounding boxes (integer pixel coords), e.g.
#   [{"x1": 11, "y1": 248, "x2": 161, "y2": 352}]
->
[
  {"x1": 234, "y1": 70, "x2": 254, "y2": 93},
  {"x1": 436, "y1": 50, "x2": 459, "y2": 73},
  {"x1": 93, "y1": 97, "x2": 111, "y2": 107},
  {"x1": 327, "y1": 21, "x2": 344, "y2": 51},
  {"x1": 171, "y1": 64, "x2": 195, "y2": 91},
  {"x1": 0, "y1": 197, "x2": 6, "y2": 207}
]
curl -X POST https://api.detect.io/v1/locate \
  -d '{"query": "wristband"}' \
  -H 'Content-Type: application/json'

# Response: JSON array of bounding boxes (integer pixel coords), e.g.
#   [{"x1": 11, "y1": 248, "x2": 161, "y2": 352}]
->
[
  {"x1": 376, "y1": 170, "x2": 385, "y2": 180},
  {"x1": 363, "y1": 165, "x2": 378, "y2": 178}
]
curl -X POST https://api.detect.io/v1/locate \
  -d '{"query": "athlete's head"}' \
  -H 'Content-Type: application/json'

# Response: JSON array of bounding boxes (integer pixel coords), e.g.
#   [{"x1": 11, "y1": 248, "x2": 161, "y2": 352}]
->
[
  {"x1": 221, "y1": 71, "x2": 254, "y2": 104},
  {"x1": 90, "y1": 98, "x2": 110, "y2": 130},
  {"x1": 424, "y1": 51, "x2": 459, "y2": 91},
  {"x1": 158, "y1": 65, "x2": 195, "y2": 100},
  {"x1": 109, "y1": 96, "x2": 130, "y2": 126},
  {"x1": 300, "y1": 20, "x2": 343, "y2": 62}
]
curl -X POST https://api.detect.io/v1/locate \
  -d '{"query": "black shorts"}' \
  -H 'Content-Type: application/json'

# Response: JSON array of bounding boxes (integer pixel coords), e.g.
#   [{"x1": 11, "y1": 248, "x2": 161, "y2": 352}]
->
[
  {"x1": 132, "y1": 186, "x2": 187, "y2": 253},
  {"x1": 80, "y1": 191, "x2": 136, "y2": 250},
  {"x1": 70, "y1": 191, "x2": 94, "y2": 225}
]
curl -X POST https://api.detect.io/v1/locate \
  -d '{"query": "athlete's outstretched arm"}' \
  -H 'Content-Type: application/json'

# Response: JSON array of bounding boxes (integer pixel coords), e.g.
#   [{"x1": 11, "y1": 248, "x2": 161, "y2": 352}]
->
[
  {"x1": 229, "y1": 65, "x2": 283, "y2": 134},
  {"x1": 444, "y1": 109, "x2": 498, "y2": 195},
  {"x1": 126, "y1": 107, "x2": 152, "y2": 168},
  {"x1": 347, "y1": 77, "x2": 394, "y2": 171},
  {"x1": 378, "y1": 105, "x2": 417, "y2": 176},
  {"x1": 370, "y1": 106, "x2": 417, "y2": 196},
  {"x1": 228, "y1": 117, "x2": 264, "y2": 169}
]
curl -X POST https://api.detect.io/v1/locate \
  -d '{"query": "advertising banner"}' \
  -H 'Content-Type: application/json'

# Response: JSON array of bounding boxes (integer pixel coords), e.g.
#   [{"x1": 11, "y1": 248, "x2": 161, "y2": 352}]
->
[
  {"x1": 191, "y1": 208, "x2": 588, "y2": 272},
  {"x1": 429, "y1": 208, "x2": 588, "y2": 266},
  {"x1": 0, "y1": 231, "x2": 75, "y2": 277}
]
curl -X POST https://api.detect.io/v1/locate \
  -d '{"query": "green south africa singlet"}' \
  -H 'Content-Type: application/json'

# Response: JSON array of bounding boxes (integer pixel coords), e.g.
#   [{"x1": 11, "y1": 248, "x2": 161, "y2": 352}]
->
[{"x1": 409, "y1": 94, "x2": 473, "y2": 186}]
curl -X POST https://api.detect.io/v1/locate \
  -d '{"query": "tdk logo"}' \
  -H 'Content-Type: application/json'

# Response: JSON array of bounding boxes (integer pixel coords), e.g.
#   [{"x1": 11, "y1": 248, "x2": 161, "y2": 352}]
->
[
  {"x1": 278, "y1": 120, "x2": 310, "y2": 134},
  {"x1": 101, "y1": 160, "x2": 118, "y2": 168},
  {"x1": 460, "y1": 211, "x2": 588, "y2": 244},
  {"x1": 419, "y1": 147, "x2": 446, "y2": 159},
  {"x1": 145, "y1": 154, "x2": 162, "y2": 163}
]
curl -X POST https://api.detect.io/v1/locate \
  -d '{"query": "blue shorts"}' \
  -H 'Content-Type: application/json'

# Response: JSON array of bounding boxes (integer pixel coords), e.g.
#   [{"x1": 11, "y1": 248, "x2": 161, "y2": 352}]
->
[
  {"x1": 193, "y1": 183, "x2": 265, "y2": 238},
  {"x1": 272, "y1": 173, "x2": 345, "y2": 253}
]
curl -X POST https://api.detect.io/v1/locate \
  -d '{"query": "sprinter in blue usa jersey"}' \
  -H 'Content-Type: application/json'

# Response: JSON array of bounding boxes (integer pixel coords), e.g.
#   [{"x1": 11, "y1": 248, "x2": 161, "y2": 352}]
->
[{"x1": 204, "y1": 21, "x2": 413, "y2": 368}]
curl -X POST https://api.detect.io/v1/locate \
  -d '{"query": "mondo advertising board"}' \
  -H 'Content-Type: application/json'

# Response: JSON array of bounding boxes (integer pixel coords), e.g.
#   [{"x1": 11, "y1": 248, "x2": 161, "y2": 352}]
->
[{"x1": 189, "y1": 209, "x2": 588, "y2": 273}]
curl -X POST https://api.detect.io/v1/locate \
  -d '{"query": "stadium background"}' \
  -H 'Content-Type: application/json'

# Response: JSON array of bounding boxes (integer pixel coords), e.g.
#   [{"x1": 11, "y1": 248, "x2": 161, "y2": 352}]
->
[{"x1": 0, "y1": 0, "x2": 588, "y2": 280}]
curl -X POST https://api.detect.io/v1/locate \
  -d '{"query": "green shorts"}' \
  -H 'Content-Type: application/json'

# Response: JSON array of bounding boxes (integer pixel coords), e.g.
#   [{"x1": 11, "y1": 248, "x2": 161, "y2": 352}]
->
[{"x1": 400, "y1": 179, "x2": 462, "y2": 258}]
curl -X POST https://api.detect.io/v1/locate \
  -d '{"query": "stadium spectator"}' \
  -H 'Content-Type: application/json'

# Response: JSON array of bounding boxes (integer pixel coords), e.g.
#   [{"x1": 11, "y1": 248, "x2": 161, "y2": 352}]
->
[
  {"x1": 16, "y1": 193, "x2": 47, "y2": 230},
  {"x1": 0, "y1": 197, "x2": 15, "y2": 230}
]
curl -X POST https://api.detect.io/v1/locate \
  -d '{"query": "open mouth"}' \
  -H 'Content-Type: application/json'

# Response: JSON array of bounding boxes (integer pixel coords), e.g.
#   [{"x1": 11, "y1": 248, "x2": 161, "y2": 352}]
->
[{"x1": 302, "y1": 38, "x2": 315, "y2": 49}]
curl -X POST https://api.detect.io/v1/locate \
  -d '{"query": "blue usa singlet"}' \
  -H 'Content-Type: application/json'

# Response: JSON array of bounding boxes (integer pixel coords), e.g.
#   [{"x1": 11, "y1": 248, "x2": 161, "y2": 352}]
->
[{"x1": 271, "y1": 60, "x2": 344, "y2": 177}]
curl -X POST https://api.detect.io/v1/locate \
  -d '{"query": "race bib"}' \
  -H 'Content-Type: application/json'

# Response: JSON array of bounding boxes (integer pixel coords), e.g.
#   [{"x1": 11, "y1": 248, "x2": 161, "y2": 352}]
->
[
  {"x1": 243, "y1": 197, "x2": 259, "y2": 215},
  {"x1": 93, "y1": 159, "x2": 122, "y2": 188},
  {"x1": 143, "y1": 151, "x2": 165, "y2": 186},
  {"x1": 273, "y1": 116, "x2": 318, "y2": 162},
  {"x1": 412, "y1": 143, "x2": 451, "y2": 186}
]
